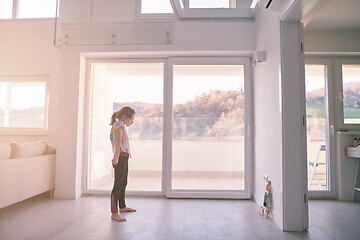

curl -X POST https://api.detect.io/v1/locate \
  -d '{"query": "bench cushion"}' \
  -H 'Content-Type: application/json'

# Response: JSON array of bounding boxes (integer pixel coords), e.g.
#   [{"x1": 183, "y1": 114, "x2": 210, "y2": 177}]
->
[{"x1": 10, "y1": 141, "x2": 47, "y2": 158}]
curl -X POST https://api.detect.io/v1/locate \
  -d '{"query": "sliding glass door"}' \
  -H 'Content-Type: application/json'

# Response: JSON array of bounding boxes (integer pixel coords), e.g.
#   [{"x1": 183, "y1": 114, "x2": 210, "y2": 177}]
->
[
  {"x1": 85, "y1": 57, "x2": 252, "y2": 198},
  {"x1": 167, "y1": 57, "x2": 251, "y2": 198},
  {"x1": 86, "y1": 61, "x2": 164, "y2": 193}
]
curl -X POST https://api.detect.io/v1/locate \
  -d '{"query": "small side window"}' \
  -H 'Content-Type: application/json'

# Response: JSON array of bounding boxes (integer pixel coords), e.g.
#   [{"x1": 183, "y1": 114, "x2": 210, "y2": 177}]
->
[
  {"x1": 0, "y1": 76, "x2": 48, "y2": 133},
  {"x1": 136, "y1": 0, "x2": 175, "y2": 19},
  {"x1": 18, "y1": 0, "x2": 57, "y2": 18},
  {"x1": 141, "y1": 0, "x2": 174, "y2": 13},
  {"x1": 341, "y1": 64, "x2": 360, "y2": 125}
]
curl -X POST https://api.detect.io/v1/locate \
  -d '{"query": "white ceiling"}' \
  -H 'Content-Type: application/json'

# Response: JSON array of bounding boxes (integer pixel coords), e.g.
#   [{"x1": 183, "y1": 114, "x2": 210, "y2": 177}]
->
[{"x1": 305, "y1": 0, "x2": 360, "y2": 30}]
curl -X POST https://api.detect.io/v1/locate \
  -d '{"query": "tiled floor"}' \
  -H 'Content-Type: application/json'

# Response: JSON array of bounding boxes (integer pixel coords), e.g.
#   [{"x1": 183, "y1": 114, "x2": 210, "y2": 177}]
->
[{"x1": 0, "y1": 195, "x2": 359, "y2": 240}]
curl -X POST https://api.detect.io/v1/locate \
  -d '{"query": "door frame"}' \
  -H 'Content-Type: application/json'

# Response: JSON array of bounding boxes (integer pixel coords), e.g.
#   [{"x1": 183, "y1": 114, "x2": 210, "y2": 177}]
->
[
  {"x1": 305, "y1": 57, "x2": 337, "y2": 198},
  {"x1": 82, "y1": 54, "x2": 254, "y2": 199}
]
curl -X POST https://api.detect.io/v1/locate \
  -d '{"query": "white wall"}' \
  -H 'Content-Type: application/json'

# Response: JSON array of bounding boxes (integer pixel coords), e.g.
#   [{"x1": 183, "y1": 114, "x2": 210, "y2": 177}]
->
[
  {"x1": 56, "y1": 0, "x2": 256, "y2": 51},
  {"x1": 280, "y1": 21, "x2": 308, "y2": 231},
  {"x1": 54, "y1": 0, "x2": 257, "y2": 199},
  {"x1": 304, "y1": 30, "x2": 360, "y2": 53},
  {"x1": 0, "y1": 19, "x2": 59, "y2": 143},
  {"x1": 253, "y1": 9, "x2": 283, "y2": 228}
]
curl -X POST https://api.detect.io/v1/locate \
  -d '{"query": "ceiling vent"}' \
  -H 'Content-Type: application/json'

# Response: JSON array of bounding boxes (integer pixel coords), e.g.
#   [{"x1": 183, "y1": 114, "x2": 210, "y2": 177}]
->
[{"x1": 258, "y1": 0, "x2": 286, "y2": 11}]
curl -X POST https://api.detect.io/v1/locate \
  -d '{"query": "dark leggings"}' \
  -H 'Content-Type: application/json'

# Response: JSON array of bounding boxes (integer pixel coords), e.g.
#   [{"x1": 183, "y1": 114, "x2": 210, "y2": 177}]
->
[{"x1": 111, "y1": 156, "x2": 128, "y2": 213}]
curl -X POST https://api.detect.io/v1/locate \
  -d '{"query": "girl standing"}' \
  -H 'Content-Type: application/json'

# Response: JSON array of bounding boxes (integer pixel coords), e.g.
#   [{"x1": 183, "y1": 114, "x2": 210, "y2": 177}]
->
[{"x1": 109, "y1": 106, "x2": 136, "y2": 222}]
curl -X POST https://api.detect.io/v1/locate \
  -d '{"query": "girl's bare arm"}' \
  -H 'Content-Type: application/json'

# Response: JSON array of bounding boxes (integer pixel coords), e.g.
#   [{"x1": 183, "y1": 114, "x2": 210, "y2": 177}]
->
[{"x1": 112, "y1": 126, "x2": 123, "y2": 165}]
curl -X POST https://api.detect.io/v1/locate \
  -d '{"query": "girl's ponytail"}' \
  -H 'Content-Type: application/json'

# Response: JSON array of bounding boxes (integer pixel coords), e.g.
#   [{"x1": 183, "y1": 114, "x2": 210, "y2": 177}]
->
[{"x1": 109, "y1": 112, "x2": 118, "y2": 125}]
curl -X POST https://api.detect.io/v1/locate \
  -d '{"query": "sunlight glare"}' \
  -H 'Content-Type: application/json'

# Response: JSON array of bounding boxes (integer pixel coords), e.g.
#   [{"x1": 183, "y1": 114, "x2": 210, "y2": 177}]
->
[
  {"x1": 189, "y1": 0, "x2": 230, "y2": 8},
  {"x1": 18, "y1": 0, "x2": 56, "y2": 18},
  {"x1": 0, "y1": 0, "x2": 13, "y2": 19},
  {"x1": 141, "y1": 0, "x2": 174, "y2": 13},
  {"x1": 10, "y1": 83, "x2": 45, "y2": 110}
]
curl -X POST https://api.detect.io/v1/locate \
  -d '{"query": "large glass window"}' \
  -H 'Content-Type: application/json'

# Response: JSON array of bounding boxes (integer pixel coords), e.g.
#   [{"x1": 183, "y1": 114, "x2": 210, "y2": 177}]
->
[
  {"x1": 342, "y1": 65, "x2": 360, "y2": 125},
  {"x1": 0, "y1": 76, "x2": 47, "y2": 129},
  {"x1": 86, "y1": 58, "x2": 251, "y2": 198},
  {"x1": 171, "y1": 64, "x2": 245, "y2": 191}
]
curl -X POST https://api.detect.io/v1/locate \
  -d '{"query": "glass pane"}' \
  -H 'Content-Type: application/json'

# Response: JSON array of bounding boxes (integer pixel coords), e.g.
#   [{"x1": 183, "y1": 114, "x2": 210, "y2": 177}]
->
[
  {"x1": 0, "y1": 0, "x2": 13, "y2": 19},
  {"x1": 18, "y1": 0, "x2": 56, "y2": 18},
  {"x1": 189, "y1": 0, "x2": 235, "y2": 8},
  {"x1": 342, "y1": 65, "x2": 360, "y2": 124},
  {"x1": 172, "y1": 65, "x2": 245, "y2": 190},
  {"x1": 141, "y1": 0, "x2": 174, "y2": 13},
  {"x1": 3, "y1": 82, "x2": 46, "y2": 128},
  {"x1": 305, "y1": 65, "x2": 328, "y2": 191},
  {"x1": 89, "y1": 63, "x2": 164, "y2": 192}
]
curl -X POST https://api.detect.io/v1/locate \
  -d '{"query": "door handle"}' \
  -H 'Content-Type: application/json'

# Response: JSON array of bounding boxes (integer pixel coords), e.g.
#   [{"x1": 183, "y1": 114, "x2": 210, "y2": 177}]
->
[{"x1": 330, "y1": 125, "x2": 334, "y2": 135}]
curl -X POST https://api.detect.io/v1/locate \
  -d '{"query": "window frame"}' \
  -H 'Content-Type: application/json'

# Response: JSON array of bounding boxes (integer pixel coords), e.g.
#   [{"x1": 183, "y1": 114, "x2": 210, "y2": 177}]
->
[
  {"x1": 335, "y1": 58, "x2": 360, "y2": 130},
  {"x1": 0, "y1": 75, "x2": 49, "y2": 135},
  {"x1": 304, "y1": 58, "x2": 337, "y2": 199}
]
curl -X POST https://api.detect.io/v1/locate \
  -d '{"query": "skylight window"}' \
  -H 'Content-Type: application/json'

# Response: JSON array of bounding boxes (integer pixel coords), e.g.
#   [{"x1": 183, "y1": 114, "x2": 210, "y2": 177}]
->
[
  {"x1": 136, "y1": 0, "x2": 255, "y2": 19},
  {"x1": 141, "y1": 0, "x2": 174, "y2": 14},
  {"x1": 18, "y1": 0, "x2": 57, "y2": 18},
  {"x1": 189, "y1": 0, "x2": 236, "y2": 8}
]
